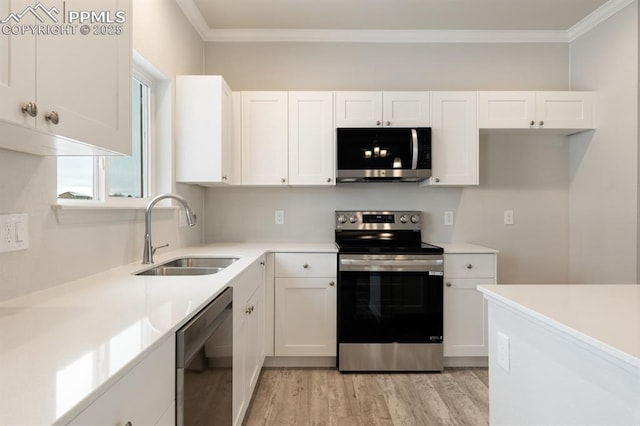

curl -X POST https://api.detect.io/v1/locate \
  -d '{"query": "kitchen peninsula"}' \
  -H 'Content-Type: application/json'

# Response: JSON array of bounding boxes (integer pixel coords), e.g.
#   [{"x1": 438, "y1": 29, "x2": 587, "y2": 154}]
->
[{"x1": 478, "y1": 284, "x2": 640, "y2": 425}]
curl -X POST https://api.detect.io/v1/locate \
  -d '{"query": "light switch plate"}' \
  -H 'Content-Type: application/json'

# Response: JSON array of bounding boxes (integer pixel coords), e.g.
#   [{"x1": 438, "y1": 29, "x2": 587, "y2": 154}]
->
[
  {"x1": 444, "y1": 211, "x2": 454, "y2": 226},
  {"x1": 504, "y1": 210, "x2": 514, "y2": 225},
  {"x1": 275, "y1": 210, "x2": 285, "y2": 225},
  {"x1": 0, "y1": 213, "x2": 28, "y2": 253}
]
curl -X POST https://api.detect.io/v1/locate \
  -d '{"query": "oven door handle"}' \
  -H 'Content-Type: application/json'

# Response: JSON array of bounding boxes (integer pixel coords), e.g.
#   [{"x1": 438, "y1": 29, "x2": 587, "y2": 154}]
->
[{"x1": 340, "y1": 259, "x2": 443, "y2": 267}]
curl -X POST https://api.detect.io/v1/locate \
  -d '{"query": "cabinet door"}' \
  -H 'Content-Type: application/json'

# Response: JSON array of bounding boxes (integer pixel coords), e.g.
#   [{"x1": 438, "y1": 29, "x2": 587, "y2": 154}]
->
[
  {"x1": 176, "y1": 75, "x2": 235, "y2": 185},
  {"x1": 35, "y1": 0, "x2": 132, "y2": 155},
  {"x1": 535, "y1": 91, "x2": 596, "y2": 129},
  {"x1": 0, "y1": 0, "x2": 36, "y2": 128},
  {"x1": 427, "y1": 92, "x2": 478, "y2": 186},
  {"x1": 444, "y1": 279, "x2": 494, "y2": 357},
  {"x1": 382, "y1": 91, "x2": 430, "y2": 127},
  {"x1": 241, "y1": 92, "x2": 288, "y2": 185},
  {"x1": 478, "y1": 91, "x2": 536, "y2": 129},
  {"x1": 335, "y1": 91, "x2": 382, "y2": 127},
  {"x1": 68, "y1": 336, "x2": 175, "y2": 426},
  {"x1": 288, "y1": 92, "x2": 335, "y2": 186},
  {"x1": 244, "y1": 284, "x2": 265, "y2": 398},
  {"x1": 275, "y1": 277, "x2": 337, "y2": 356}
]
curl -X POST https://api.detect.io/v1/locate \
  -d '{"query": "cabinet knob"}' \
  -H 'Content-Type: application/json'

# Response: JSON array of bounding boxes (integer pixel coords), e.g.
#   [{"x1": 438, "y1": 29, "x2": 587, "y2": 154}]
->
[
  {"x1": 376, "y1": 120, "x2": 381, "y2": 126},
  {"x1": 222, "y1": 175, "x2": 227, "y2": 180},
  {"x1": 45, "y1": 111, "x2": 60, "y2": 125},
  {"x1": 329, "y1": 281, "x2": 335, "y2": 287},
  {"x1": 21, "y1": 102, "x2": 38, "y2": 117},
  {"x1": 280, "y1": 178, "x2": 286, "y2": 183},
  {"x1": 303, "y1": 263, "x2": 309, "y2": 269},
  {"x1": 385, "y1": 121, "x2": 391, "y2": 126},
  {"x1": 326, "y1": 178, "x2": 331, "y2": 183},
  {"x1": 466, "y1": 264, "x2": 473, "y2": 269},
  {"x1": 446, "y1": 282, "x2": 452, "y2": 287},
  {"x1": 260, "y1": 261, "x2": 265, "y2": 266},
  {"x1": 530, "y1": 120, "x2": 535, "y2": 127},
  {"x1": 125, "y1": 422, "x2": 133, "y2": 426},
  {"x1": 435, "y1": 178, "x2": 440, "y2": 183},
  {"x1": 539, "y1": 120, "x2": 544, "y2": 127}
]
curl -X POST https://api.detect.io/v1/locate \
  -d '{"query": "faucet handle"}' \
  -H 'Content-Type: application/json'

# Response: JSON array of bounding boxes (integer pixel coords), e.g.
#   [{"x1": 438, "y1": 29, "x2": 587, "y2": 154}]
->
[{"x1": 152, "y1": 243, "x2": 169, "y2": 255}]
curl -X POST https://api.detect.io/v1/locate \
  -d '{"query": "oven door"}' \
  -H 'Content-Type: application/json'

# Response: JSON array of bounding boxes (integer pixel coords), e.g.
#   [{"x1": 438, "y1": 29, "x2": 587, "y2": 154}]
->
[{"x1": 337, "y1": 254, "x2": 444, "y2": 344}]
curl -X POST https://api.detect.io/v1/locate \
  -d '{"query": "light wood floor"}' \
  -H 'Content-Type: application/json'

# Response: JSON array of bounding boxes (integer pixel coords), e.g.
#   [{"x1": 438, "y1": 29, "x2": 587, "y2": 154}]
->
[{"x1": 244, "y1": 368, "x2": 489, "y2": 426}]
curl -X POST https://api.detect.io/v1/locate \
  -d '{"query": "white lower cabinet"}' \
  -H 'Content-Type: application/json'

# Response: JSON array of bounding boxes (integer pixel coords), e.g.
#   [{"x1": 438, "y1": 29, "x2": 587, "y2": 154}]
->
[
  {"x1": 68, "y1": 335, "x2": 175, "y2": 426},
  {"x1": 443, "y1": 252, "x2": 497, "y2": 361},
  {"x1": 274, "y1": 253, "x2": 337, "y2": 357},
  {"x1": 231, "y1": 256, "x2": 266, "y2": 426}
]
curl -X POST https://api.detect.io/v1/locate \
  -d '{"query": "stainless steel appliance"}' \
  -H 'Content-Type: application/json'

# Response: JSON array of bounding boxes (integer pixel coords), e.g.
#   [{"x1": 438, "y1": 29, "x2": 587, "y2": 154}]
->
[
  {"x1": 335, "y1": 211, "x2": 444, "y2": 372},
  {"x1": 177, "y1": 287, "x2": 233, "y2": 425},
  {"x1": 336, "y1": 127, "x2": 431, "y2": 183}
]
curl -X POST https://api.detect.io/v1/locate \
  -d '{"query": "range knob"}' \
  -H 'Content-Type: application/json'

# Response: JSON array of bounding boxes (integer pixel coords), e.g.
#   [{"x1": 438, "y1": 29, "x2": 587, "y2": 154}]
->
[
  {"x1": 410, "y1": 214, "x2": 420, "y2": 224},
  {"x1": 337, "y1": 214, "x2": 347, "y2": 224},
  {"x1": 348, "y1": 214, "x2": 358, "y2": 223},
  {"x1": 399, "y1": 215, "x2": 408, "y2": 224}
]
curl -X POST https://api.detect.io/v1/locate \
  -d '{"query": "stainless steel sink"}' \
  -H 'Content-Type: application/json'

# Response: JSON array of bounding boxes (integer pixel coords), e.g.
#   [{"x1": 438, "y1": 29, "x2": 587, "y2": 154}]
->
[{"x1": 134, "y1": 257, "x2": 239, "y2": 276}]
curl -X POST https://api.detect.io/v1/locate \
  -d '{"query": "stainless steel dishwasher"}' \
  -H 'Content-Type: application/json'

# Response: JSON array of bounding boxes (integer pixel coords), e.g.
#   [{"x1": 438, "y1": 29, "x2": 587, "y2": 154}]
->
[{"x1": 177, "y1": 287, "x2": 233, "y2": 425}]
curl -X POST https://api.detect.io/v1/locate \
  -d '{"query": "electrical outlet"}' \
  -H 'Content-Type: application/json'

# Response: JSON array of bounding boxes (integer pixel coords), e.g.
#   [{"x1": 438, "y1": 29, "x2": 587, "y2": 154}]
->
[
  {"x1": 275, "y1": 210, "x2": 285, "y2": 225},
  {"x1": 504, "y1": 210, "x2": 514, "y2": 225},
  {"x1": 444, "y1": 211, "x2": 454, "y2": 226},
  {"x1": 498, "y1": 331, "x2": 510, "y2": 372},
  {"x1": 0, "y1": 214, "x2": 28, "y2": 253}
]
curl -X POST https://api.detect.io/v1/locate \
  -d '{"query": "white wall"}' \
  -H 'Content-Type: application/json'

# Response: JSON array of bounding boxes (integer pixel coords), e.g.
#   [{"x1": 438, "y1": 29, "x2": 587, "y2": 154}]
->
[
  {"x1": 0, "y1": 0, "x2": 204, "y2": 301},
  {"x1": 203, "y1": 42, "x2": 572, "y2": 284},
  {"x1": 569, "y1": 2, "x2": 638, "y2": 283}
]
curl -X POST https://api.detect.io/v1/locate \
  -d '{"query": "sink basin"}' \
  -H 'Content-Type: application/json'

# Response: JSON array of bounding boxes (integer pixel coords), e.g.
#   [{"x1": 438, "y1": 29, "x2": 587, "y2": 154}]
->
[{"x1": 134, "y1": 257, "x2": 239, "y2": 276}]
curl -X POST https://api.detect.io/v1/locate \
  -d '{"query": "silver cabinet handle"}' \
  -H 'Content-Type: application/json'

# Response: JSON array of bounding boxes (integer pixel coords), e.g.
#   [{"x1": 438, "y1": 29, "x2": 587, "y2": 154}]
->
[
  {"x1": 303, "y1": 263, "x2": 309, "y2": 269},
  {"x1": 329, "y1": 281, "x2": 335, "y2": 287},
  {"x1": 446, "y1": 282, "x2": 452, "y2": 287},
  {"x1": 21, "y1": 102, "x2": 38, "y2": 117},
  {"x1": 376, "y1": 120, "x2": 381, "y2": 126},
  {"x1": 466, "y1": 264, "x2": 473, "y2": 269},
  {"x1": 45, "y1": 111, "x2": 60, "y2": 125}
]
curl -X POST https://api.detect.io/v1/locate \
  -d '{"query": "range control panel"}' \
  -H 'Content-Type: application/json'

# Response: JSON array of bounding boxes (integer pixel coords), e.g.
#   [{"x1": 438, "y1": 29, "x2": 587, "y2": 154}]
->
[{"x1": 335, "y1": 211, "x2": 421, "y2": 231}]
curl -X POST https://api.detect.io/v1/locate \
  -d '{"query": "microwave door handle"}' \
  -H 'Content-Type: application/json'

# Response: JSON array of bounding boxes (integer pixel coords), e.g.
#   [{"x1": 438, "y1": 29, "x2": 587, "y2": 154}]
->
[{"x1": 411, "y1": 129, "x2": 418, "y2": 170}]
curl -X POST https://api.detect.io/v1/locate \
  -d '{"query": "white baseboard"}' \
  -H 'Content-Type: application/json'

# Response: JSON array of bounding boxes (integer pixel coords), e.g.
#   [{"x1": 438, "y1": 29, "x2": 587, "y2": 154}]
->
[{"x1": 263, "y1": 356, "x2": 337, "y2": 368}]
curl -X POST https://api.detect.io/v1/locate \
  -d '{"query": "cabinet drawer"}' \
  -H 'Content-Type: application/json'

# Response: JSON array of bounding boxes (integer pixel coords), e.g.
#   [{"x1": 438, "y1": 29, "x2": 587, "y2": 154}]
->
[
  {"x1": 275, "y1": 253, "x2": 336, "y2": 277},
  {"x1": 445, "y1": 254, "x2": 495, "y2": 278}
]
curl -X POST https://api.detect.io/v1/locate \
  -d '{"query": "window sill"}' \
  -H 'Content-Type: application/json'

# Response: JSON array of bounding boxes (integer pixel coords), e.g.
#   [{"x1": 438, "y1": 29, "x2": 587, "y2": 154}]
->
[{"x1": 51, "y1": 202, "x2": 177, "y2": 224}]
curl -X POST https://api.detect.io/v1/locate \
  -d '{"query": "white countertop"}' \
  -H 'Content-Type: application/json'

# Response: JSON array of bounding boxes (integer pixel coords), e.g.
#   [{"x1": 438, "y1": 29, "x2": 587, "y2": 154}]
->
[
  {"x1": 0, "y1": 242, "x2": 336, "y2": 425},
  {"x1": 431, "y1": 242, "x2": 499, "y2": 254},
  {"x1": 478, "y1": 284, "x2": 640, "y2": 370}
]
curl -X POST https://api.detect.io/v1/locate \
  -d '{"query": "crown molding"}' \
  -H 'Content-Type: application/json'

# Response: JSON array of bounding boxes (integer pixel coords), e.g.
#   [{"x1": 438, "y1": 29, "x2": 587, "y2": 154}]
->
[
  {"x1": 200, "y1": 28, "x2": 570, "y2": 43},
  {"x1": 177, "y1": 0, "x2": 633, "y2": 44},
  {"x1": 567, "y1": 0, "x2": 635, "y2": 41}
]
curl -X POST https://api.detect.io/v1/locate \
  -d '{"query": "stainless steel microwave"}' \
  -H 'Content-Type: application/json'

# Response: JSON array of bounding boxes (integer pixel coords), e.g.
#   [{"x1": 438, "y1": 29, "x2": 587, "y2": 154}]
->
[{"x1": 336, "y1": 127, "x2": 432, "y2": 183}]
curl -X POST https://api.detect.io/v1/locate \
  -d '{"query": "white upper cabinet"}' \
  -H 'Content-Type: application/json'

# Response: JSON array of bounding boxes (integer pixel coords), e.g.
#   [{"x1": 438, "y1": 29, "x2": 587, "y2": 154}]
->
[
  {"x1": 176, "y1": 75, "x2": 238, "y2": 185},
  {"x1": 0, "y1": 0, "x2": 132, "y2": 156},
  {"x1": 241, "y1": 92, "x2": 289, "y2": 185},
  {"x1": 478, "y1": 91, "x2": 596, "y2": 131},
  {"x1": 335, "y1": 91, "x2": 429, "y2": 128},
  {"x1": 425, "y1": 92, "x2": 479, "y2": 186},
  {"x1": 288, "y1": 92, "x2": 334, "y2": 186}
]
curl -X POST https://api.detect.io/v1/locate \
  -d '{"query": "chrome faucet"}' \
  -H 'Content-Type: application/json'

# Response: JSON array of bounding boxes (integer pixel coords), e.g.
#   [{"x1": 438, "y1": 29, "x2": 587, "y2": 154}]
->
[{"x1": 142, "y1": 193, "x2": 197, "y2": 264}]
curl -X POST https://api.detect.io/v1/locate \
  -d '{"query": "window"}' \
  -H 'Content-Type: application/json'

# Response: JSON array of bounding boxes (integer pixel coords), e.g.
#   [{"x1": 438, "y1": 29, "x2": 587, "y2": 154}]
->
[{"x1": 57, "y1": 75, "x2": 151, "y2": 202}]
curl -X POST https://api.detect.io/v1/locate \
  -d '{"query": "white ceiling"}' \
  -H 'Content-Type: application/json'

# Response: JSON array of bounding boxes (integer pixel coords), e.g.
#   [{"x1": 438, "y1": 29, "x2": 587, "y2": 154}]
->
[{"x1": 176, "y1": 0, "x2": 633, "y2": 42}]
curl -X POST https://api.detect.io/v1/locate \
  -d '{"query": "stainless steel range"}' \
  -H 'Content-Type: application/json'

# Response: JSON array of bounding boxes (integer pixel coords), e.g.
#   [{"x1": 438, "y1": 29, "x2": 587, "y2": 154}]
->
[{"x1": 335, "y1": 211, "x2": 444, "y2": 372}]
